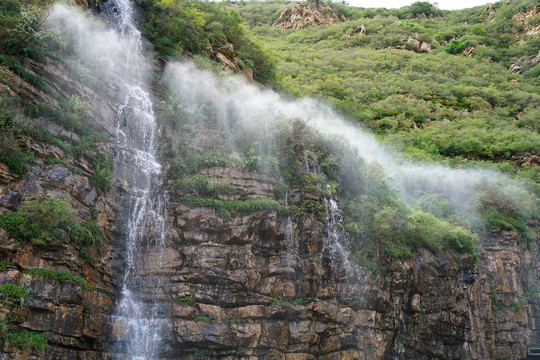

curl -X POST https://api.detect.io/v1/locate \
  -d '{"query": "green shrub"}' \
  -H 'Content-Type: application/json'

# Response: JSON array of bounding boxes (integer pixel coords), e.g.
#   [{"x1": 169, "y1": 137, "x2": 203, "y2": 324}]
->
[
  {"x1": 0, "y1": 102, "x2": 14, "y2": 132},
  {"x1": 18, "y1": 196, "x2": 78, "y2": 244},
  {"x1": 0, "y1": 196, "x2": 106, "y2": 247},
  {"x1": 0, "y1": 212, "x2": 38, "y2": 243},
  {"x1": 0, "y1": 134, "x2": 34, "y2": 177},
  {"x1": 443, "y1": 37, "x2": 471, "y2": 54},
  {"x1": 471, "y1": 25, "x2": 488, "y2": 36},
  {"x1": 407, "y1": 1, "x2": 442, "y2": 17},
  {"x1": 274, "y1": 182, "x2": 289, "y2": 199},
  {"x1": 66, "y1": 220, "x2": 105, "y2": 247},
  {"x1": 0, "y1": 259, "x2": 10, "y2": 272},
  {"x1": 484, "y1": 207, "x2": 526, "y2": 231},
  {"x1": 177, "y1": 195, "x2": 288, "y2": 217},
  {"x1": 6, "y1": 331, "x2": 47, "y2": 351},
  {"x1": 175, "y1": 296, "x2": 197, "y2": 306},
  {"x1": 0, "y1": 284, "x2": 28, "y2": 304},
  {"x1": 90, "y1": 154, "x2": 114, "y2": 191}
]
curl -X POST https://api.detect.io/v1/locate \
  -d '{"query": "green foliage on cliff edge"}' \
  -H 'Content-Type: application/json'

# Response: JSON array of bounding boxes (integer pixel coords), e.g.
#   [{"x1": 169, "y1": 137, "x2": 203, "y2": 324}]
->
[
  {"x1": 0, "y1": 196, "x2": 106, "y2": 247},
  {"x1": 135, "y1": 0, "x2": 275, "y2": 83}
]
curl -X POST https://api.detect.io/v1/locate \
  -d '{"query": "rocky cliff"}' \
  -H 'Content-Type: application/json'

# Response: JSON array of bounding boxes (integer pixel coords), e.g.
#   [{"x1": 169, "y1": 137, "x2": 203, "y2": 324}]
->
[
  {"x1": 273, "y1": 0, "x2": 345, "y2": 30},
  {"x1": 104, "y1": 164, "x2": 540, "y2": 359}
]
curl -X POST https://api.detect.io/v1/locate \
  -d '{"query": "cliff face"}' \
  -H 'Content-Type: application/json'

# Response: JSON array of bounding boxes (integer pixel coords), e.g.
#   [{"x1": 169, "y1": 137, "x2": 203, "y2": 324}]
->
[
  {"x1": 110, "y1": 164, "x2": 538, "y2": 359},
  {"x1": 0, "y1": 146, "x2": 118, "y2": 358},
  {"x1": 0, "y1": 47, "x2": 120, "y2": 357},
  {"x1": 273, "y1": 0, "x2": 345, "y2": 30}
]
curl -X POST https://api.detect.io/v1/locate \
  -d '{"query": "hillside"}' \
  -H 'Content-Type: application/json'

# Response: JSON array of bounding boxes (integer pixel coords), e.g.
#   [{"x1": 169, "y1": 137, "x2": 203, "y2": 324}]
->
[
  {"x1": 231, "y1": 0, "x2": 540, "y2": 180},
  {"x1": 0, "y1": 0, "x2": 538, "y2": 359}
]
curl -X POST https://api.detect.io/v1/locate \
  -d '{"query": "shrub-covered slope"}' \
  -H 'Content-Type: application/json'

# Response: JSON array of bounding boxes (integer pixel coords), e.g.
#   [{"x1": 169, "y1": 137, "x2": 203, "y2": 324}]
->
[{"x1": 231, "y1": 0, "x2": 540, "y2": 182}]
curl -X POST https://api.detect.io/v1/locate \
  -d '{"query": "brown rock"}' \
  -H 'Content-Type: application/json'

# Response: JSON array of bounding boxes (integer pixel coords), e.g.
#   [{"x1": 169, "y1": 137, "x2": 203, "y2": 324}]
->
[{"x1": 273, "y1": 0, "x2": 344, "y2": 30}]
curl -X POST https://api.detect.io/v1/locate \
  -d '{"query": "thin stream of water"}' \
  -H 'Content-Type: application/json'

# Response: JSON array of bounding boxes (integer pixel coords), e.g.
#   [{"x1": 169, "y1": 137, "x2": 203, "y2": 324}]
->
[{"x1": 102, "y1": 0, "x2": 167, "y2": 358}]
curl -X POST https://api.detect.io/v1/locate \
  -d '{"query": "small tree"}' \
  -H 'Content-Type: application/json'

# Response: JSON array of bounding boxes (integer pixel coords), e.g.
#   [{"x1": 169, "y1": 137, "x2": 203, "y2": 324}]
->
[{"x1": 408, "y1": 2, "x2": 441, "y2": 17}]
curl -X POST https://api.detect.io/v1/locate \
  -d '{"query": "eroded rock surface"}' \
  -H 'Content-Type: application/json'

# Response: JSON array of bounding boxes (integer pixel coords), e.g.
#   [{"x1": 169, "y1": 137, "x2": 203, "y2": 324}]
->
[
  {"x1": 273, "y1": 0, "x2": 345, "y2": 30},
  {"x1": 0, "y1": 144, "x2": 118, "y2": 359}
]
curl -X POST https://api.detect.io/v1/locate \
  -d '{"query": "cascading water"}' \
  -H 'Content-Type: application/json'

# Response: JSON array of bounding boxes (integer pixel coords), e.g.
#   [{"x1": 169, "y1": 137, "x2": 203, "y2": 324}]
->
[
  {"x1": 323, "y1": 197, "x2": 353, "y2": 276},
  {"x1": 100, "y1": 0, "x2": 167, "y2": 358}
]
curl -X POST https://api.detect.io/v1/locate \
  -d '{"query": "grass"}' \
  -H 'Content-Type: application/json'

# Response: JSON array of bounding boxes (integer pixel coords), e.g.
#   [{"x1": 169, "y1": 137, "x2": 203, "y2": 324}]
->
[
  {"x1": 23, "y1": 268, "x2": 114, "y2": 299},
  {"x1": 0, "y1": 284, "x2": 28, "y2": 305},
  {"x1": 177, "y1": 196, "x2": 290, "y2": 217},
  {"x1": 174, "y1": 296, "x2": 197, "y2": 306},
  {"x1": 5, "y1": 331, "x2": 47, "y2": 351},
  {"x1": 271, "y1": 296, "x2": 312, "y2": 306}
]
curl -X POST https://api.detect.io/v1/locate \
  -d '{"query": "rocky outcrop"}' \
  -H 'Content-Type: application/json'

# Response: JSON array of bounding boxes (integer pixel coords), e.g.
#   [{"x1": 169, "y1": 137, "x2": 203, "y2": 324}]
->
[
  {"x1": 102, "y1": 161, "x2": 540, "y2": 359},
  {"x1": 273, "y1": 0, "x2": 345, "y2": 30},
  {"x1": 513, "y1": 6, "x2": 540, "y2": 37},
  {"x1": 211, "y1": 43, "x2": 255, "y2": 84},
  {"x1": 0, "y1": 142, "x2": 118, "y2": 359},
  {"x1": 509, "y1": 51, "x2": 540, "y2": 74}
]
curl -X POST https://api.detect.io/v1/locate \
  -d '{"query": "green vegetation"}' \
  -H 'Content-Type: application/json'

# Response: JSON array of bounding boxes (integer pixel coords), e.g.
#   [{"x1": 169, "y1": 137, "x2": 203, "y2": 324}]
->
[
  {"x1": 0, "y1": 132, "x2": 35, "y2": 177},
  {"x1": 271, "y1": 296, "x2": 312, "y2": 305},
  {"x1": 178, "y1": 196, "x2": 289, "y2": 218},
  {"x1": 0, "y1": 284, "x2": 29, "y2": 305},
  {"x1": 370, "y1": 207, "x2": 479, "y2": 260},
  {"x1": 174, "y1": 296, "x2": 197, "y2": 306},
  {"x1": 0, "y1": 0, "x2": 55, "y2": 57},
  {"x1": 0, "y1": 259, "x2": 10, "y2": 272},
  {"x1": 90, "y1": 153, "x2": 114, "y2": 192},
  {"x1": 193, "y1": 315, "x2": 213, "y2": 323},
  {"x1": 231, "y1": 0, "x2": 539, "y2": 182},
  {"x1": 4, "y1": 331, "x2": 47, "y2": 351},
  {"x1": 0, "y1": 196, "x2": 106, "y2": 247},
  {"x1": 135, "y1": 0, "x2": 275, "y2": 82}
]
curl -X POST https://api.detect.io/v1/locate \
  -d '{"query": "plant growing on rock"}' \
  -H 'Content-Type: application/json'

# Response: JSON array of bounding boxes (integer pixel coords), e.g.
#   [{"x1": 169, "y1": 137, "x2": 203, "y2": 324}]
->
[{"x1": 0, "y1": 196, "x2": 106, "y2": 247}]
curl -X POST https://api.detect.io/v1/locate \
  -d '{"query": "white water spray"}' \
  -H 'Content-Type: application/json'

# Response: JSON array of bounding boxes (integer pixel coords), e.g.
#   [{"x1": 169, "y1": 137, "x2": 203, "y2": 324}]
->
[
  {"x1": 47, "y1": 2, "x2": 167, "y2": 358},
  {"x1": 164, "y1": 62, "x2": 519, "y2": 213},
  {"x1": 103, "y1": 1, "x2": 167, "y2": 358}
]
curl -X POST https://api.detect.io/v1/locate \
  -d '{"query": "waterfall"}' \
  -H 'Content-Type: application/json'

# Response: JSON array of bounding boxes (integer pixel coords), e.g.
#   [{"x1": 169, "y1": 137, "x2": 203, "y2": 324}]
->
[
  {"x1": 101, "y1": 0, "x2": 167, "y2": 358},
  {"x1": 323, "y1": 198, "x2": 353, "y2": 276}
]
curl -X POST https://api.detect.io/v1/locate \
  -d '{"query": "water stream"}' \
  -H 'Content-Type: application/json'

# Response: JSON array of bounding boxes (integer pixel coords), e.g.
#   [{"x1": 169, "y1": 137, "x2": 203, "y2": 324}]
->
[{"x1": 101, "y1": 0, "x2": 167, "y2": 358}]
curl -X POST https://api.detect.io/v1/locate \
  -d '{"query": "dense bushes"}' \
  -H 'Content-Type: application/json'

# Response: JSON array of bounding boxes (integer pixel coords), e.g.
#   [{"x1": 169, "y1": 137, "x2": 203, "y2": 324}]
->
[
  {"x1": 0, "y1": 0, "x2": 54, "y2": 57},
  {"x1": 0, "y1": 133, "x2": 35, "y2": 177},
  {"x1": 136, "y1": 0, "x2": 275, "y2": 83},
  {"x1": 0, "y1": 196, "x2": 105, "y2": 247},
  {"x1": 233, "y1": 0, "x2": 540, "y2": 189}
]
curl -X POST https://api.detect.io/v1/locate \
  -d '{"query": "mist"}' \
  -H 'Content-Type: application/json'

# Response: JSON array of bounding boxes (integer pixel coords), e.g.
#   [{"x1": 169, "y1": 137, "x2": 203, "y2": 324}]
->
[{"x1": 163, "y1": 61, "x2": 524, "y2": 216}]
